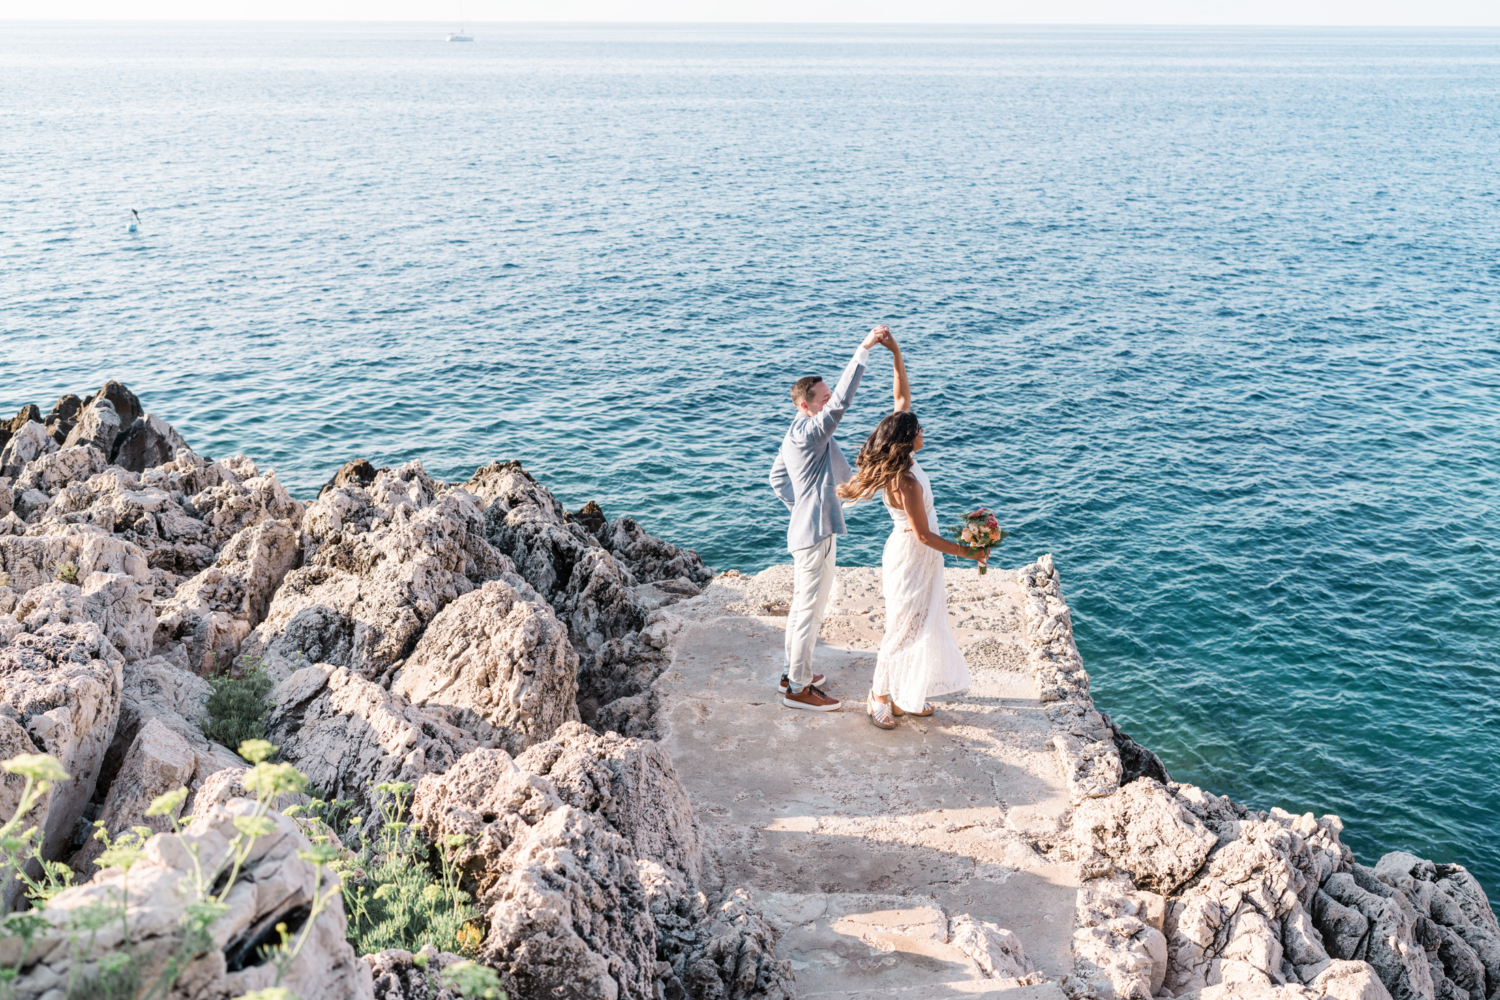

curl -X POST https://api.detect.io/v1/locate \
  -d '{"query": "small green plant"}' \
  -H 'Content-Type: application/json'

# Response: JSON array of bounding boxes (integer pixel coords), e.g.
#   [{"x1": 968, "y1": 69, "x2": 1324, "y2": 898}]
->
[
  {"x1": 334, "y1": 782, "x2": 482, "y2": 957},
  {"x1": 202, "y1": 657, "x2": 275, "y2": 752},
  {"x1": 55, "y1": 561, "x2": 78, "y2": 585},
  {"x1": 440, "y1": 960, "x2": 506, "y2": 999},
  {"x1": 0, "y1": 571, "x2": 10, "y2": 589}
]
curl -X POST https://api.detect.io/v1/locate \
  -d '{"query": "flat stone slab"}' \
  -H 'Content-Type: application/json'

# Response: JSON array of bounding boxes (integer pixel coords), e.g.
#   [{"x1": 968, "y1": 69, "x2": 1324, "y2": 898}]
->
[{"x1": 656, "y1": 564, "x2": 1077, "y2": 995}]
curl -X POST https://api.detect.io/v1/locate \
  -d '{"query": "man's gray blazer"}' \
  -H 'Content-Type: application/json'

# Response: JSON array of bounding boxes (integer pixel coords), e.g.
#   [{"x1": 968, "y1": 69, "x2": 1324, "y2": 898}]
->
[{"x1": 769, "y1": 346, "x2": 869, "y2": 553}]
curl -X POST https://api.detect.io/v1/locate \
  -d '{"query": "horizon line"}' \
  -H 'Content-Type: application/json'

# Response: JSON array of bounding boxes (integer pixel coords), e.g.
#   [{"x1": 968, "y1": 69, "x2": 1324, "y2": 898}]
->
[{"x1": 4, "y1": 18, "x2": 1500, "y2": 27}]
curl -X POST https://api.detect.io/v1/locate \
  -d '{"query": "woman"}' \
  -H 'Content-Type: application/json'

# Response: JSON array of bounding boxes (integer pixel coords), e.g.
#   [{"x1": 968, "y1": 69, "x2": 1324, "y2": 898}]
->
[{"x1": 836, "y1": 333, "x2": 986, "y2": 729}]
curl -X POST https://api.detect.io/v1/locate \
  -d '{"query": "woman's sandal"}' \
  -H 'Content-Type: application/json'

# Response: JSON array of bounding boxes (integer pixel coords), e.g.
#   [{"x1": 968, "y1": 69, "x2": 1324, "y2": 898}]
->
[
  {"x1": 890, "y1": 701, "x2": 935, "y2": 717},
  {"x1": 867, "y1": 692, "x2": 897, "y2": 730}
]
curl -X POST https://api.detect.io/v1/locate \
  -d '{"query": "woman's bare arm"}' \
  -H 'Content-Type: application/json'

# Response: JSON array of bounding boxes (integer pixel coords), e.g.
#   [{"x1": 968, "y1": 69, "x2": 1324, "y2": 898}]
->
[
  {"x1": 889, "y1": 336, "x2": 911, "y2": 413},
  {"x1": 894, "y1": 475, "x2": 987, "y2": 564}
]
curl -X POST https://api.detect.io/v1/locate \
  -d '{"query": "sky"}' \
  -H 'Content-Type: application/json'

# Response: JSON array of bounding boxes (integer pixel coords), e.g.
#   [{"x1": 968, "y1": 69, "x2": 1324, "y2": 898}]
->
[{"x1": 4, "y1": 0, "x2": 1498, "y2": 25}]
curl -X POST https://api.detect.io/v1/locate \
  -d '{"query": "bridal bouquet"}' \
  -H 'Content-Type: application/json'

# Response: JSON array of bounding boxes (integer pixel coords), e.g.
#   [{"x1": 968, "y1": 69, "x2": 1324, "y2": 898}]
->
[{"x1": 954, "y1": 508, "x2": 1008, "y2": 575}]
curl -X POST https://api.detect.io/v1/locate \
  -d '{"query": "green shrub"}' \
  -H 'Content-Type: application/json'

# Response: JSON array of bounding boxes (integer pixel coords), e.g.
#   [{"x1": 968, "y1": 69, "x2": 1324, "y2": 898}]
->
[
  {"x1": 0, "y1": 571, "x2": 10, "y2": 589},
  {"x1": 55, "y1": 562, "x2": 78, "y2": 585},
  {"x1": 202, "y1": 660, "x2": 274, "y2": 752}
]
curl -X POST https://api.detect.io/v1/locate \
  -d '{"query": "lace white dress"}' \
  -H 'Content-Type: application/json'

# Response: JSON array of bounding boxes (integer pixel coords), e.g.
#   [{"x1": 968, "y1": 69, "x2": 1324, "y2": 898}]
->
[{"x1": 874, "y1": 460, "x2": 972, "y2": 712}]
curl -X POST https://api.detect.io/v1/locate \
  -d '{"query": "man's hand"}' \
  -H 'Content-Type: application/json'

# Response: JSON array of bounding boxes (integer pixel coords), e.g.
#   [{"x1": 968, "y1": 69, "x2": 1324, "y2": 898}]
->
[{"x1": 862, "y1": 325, "x2": 892, "y2": 350}]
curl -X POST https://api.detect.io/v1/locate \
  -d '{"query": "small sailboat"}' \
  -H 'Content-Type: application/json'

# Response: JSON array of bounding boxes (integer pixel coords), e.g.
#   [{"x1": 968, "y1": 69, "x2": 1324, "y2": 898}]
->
[{"x1": 447, "y1": 6, "x2": 472, "y2": 41}]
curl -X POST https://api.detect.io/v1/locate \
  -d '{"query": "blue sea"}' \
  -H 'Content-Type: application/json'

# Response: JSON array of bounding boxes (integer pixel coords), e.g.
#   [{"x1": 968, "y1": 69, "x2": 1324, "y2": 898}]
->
[{"x1": 3, "y1": 22, "x2": 1497, "y2": 909}]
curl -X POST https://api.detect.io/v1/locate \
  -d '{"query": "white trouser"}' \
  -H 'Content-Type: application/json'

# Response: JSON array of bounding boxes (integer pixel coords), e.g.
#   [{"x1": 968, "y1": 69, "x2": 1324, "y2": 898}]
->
[{"x1": 784, "y1": 535, "x2": 837, "y2": 692}]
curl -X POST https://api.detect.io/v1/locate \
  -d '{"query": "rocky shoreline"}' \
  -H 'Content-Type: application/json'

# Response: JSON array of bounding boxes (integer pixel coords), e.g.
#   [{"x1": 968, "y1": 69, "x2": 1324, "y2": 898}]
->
[{"x1": 0, "y1": 381, "x2": 1494, "y2": 1000}]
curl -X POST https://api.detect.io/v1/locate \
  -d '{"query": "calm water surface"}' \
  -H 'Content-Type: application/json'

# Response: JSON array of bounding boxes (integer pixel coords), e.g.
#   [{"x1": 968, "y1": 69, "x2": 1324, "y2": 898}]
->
[{"x1": 3, "y1": 22, "x2": 1497, "y2": 907}]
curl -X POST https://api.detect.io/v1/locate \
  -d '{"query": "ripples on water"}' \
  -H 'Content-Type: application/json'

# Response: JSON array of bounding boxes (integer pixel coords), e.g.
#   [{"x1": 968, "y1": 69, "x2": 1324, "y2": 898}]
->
[{"x1": 3, "y1": 22, "x2": 1497, "y2": 907}]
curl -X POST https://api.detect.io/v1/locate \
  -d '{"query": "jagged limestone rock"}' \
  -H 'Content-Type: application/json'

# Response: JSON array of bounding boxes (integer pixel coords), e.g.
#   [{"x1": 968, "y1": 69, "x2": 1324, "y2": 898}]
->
[
  {"x1": 364, "y1": 946, "x2": 468, "y2": 1000},
  {"x1": 514, "y1": 720, "x2": 702, "y2": 891},
  {"x1": 69, "y1": 716, "x2": 197, "y2": 874},
  {"x1": 393, "y1": 579, "x2": 579, "y2": 756},
  {"x1": 14, "y1": 570, "x2": 157, "y2": 661},
  {"x1": 0, "y1": 524, "x2": 151, "y2": 596},
  {"x1": 1313, "y1": 961, "x2": 1399, "y2": 1000},
  {"x1": 112, "y1": 413, "x2": 190, "y2": 472},
  {"x1": 155, "y1": 517, "x2": 301, "y2": 673},
  {"x1": 0, "y1": 621, "x2": 123, "y2": 905},
  {"x1": 244, "y1": 462, "x2": 514, "y2": 682},
  {"x1": 593, "y1": 513, "x2": 713, "y2": 588},
  {"x1": 411, "y1": 747, "x2": 658, "y2": 1000},
  {"x1": 1073, "y1": 879, "x2": 1169, "y2": 999},
  {"x1": 60, "y1": 396, "x2": 121, "y2": 453},
  {"x1": 1073, "y1": 778, "x2": 1218, "y2": 894},
  {"x1": 0, "y1": 421, "x2": 56, "y2": 478},
  {"x1": 266, "y1": 664, "x2": 477, "y2": 818},
  {"x1": 13, "y1": 444, "x2": 107, "y2": 493}
]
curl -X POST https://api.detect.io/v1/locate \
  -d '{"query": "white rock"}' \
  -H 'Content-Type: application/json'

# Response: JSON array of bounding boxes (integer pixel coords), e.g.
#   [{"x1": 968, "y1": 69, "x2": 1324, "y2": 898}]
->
[
  {"x1": 69, "y1": 717, "x2": 196, "y2": 874},
  {"x1": 15, "y1": 571, "x2": 156, "y2": 661},
  {"x1": 1073, "y1": 778, "x2": 1218, "y2": 894},
  {"x1": 0, "y1": 621, "x2": 123, "y2": 906}
]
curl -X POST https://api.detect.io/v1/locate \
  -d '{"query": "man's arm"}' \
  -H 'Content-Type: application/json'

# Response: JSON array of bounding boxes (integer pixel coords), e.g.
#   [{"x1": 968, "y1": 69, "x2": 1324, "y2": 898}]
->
[
  {"x1": 769, "y1": 450, "x2": 795, "y2": 510},
  {"x1": 805, "y1": 326, "x2": 888, "y2": 446}
]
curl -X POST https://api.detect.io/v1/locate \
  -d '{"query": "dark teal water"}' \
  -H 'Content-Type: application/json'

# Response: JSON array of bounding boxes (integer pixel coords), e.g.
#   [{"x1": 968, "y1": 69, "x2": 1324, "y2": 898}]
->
[{"x1": 3, "y1": 23, "x2": 1497, "y2": 907}]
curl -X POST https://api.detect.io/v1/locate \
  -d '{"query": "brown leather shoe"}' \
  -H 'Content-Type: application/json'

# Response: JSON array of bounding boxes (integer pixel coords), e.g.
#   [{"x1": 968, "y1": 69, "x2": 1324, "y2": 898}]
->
[
  {"x1": 778, "y1": 673, "x2": 825, "y2": 692},
  {"x1": 782, "y1": 684, "x2": 840, "y2": 712}
]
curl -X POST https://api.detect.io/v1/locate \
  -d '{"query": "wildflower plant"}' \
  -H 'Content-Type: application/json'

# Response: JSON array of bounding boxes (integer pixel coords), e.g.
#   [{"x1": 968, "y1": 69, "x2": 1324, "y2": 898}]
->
[{"x1": 334, "y1": 782, "x2": 482, "y2": 957}]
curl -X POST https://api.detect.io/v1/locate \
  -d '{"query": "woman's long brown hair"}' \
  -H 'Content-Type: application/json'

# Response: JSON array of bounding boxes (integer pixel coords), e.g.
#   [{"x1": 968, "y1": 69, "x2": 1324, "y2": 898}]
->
[{"x1": 837, "y1": 410, "x2": 921, "y2": 504}]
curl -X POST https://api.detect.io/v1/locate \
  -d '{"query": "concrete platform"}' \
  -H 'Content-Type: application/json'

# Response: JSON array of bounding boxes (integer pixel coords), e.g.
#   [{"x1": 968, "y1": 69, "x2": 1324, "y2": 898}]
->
[{"x1": 655, "y1": 565, "x2": 1076, "y2": 997}]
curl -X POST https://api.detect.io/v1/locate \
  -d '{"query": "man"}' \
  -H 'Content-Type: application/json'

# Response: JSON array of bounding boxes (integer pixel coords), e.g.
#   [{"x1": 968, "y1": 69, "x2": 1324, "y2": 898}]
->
[{"x1": 769, "y1": 325, "x2": 892, "y2": 711}]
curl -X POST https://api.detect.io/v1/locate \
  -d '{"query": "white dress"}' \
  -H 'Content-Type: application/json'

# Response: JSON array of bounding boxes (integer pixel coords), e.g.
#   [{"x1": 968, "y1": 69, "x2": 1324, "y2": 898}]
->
[{"x1": 874, "y1": 460, "x2": 972, "y2": 712}]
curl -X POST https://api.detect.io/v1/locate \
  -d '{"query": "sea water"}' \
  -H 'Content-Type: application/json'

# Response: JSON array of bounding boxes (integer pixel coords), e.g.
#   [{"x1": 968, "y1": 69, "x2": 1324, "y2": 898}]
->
[{"x1": 3, "y1": 22, "x2": 1497, "y2": 907}]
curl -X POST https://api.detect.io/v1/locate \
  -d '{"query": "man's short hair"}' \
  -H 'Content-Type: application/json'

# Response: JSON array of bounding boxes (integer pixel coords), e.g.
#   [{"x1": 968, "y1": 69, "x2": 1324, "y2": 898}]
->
[{"x1": 790, "y1": 376, "x2": 824, "y2": 407}]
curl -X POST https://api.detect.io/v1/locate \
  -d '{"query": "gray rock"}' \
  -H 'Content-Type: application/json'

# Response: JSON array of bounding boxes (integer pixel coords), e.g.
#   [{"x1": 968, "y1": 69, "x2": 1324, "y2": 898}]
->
[
  {"x1": 393, "y1": 578, "x2": 579, "y2": 755},
  {"x1": 0, "y1": 621, "x2": 124, "y2": 905},
  {"x1": 60, "y1": 397, "x2": 121, "y2": 453},
  {"x1": 112, "y1": 413, "x2": 189, "y2": 472},
  {"x1": 514, "y1": 721, "x2": 703, "y2": 891},
  {"x1": 266, "y1": 664, "x2": 478, "y2": 818},
  {"x1": 44, "y1": 394, "x2": 82, "y2": 446}
]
